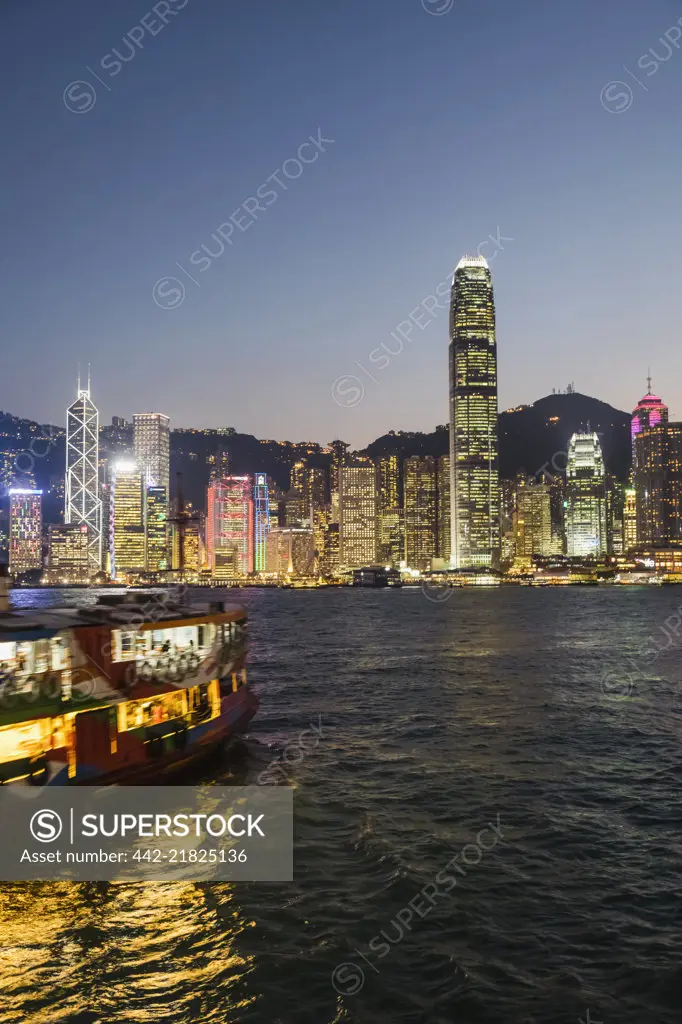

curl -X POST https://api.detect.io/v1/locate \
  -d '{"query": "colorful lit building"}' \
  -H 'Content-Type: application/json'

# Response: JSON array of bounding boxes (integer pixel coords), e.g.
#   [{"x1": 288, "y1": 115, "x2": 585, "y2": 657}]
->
[
  {"x1": 449, "y1": 255, "x2": 500, "y2": 569},
  {"x1": 9, "y1": 489, "x2": 43, "y2": 576},
  {"x1": 206, "y1": 475, "x2": 254, "y2": 577},
  {"x1": 623, "y1": 487, "x2": 637, "y2": 551},
  {"x1": 253, "y1": 474, "x2": 270, "y2": 572},
  {"x1": 631, "y1": 380, "x2": 668, "y2": 467},
  {"x1": 565, "y1": 433, "x2": 607, "y2": 558}
]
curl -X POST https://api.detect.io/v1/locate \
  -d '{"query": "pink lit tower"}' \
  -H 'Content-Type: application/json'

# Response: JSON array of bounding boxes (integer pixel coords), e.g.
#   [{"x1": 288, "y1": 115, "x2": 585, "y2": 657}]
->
[{"x1": 631, "y1": 374, "x2": 668, "y2": 468}]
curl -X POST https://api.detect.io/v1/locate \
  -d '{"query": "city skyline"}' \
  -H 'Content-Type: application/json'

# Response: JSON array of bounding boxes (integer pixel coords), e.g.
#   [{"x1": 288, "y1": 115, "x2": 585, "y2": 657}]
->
[{"x1": 2, "y1": 0, "x2": 682, "y2": 447}]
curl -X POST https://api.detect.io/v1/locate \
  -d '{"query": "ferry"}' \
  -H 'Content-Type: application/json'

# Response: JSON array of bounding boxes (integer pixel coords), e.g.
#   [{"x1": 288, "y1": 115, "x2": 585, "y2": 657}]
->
[{"x1": 0, "y1": 584, "x2": 258, "y2": 787}]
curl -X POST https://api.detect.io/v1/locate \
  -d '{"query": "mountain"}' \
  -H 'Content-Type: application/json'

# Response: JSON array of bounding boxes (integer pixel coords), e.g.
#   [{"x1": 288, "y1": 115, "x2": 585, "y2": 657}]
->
[{"x1": 0, "y1": 392, "x2": 633, "y2": 530}]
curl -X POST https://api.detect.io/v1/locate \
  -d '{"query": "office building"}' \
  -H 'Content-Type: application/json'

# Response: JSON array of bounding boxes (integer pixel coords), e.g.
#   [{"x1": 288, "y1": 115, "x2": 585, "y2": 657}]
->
[
  {"x1": 377, "y1": 455, "x2": 403, "y2": 567},
  {"x1": 133, "y1": 413, "x2": 170, "y2": 496},
  {"x1": 515, "y1": 480, "x2": 553, "y2": 561},
  {"x1": 623, "y1": 487, "x2": 637, "y2": 551},
  {"x1": 449, "y1": 255, "x2": 500, "y2": 568},
  {"x1": 46, "y1": 523, "x2": 90, "y2": 583},
  {"x1": 145, "y1": 485, "x2": 169, "y2": 571},
  {"x1": 634, "y1": 423, "x2": 682, "y2": 547},
  {"x1": 265, "y1": 527, "x2": 315, "y2": 577},
  {"x1": 206, "y1": 475, "x2": 254, "y2": 577},
  {"x1": 403, "y1": 456, "x2": 438, "y2": 571},
  {"x1": 254, "y1": 474, "x2": 271, "y2": 572},
  {"x1": 339, "y1": 462, "x2": 378, "y2": 568},
  {"x1": 65, "y1": 373, "x2": 102, "y2": 569},
  {"x1": 9, "y1": 489, "x2": 42, "y2": 576},
  {"x1": 110, "y1": 461, "x2": 145, "y2": 579},
  {"x1": 565, "y1": 433, "x2": 607, "y2": 558},
  {"x1": 437, "y1": 455, "x2": 451, "y2": 563}
]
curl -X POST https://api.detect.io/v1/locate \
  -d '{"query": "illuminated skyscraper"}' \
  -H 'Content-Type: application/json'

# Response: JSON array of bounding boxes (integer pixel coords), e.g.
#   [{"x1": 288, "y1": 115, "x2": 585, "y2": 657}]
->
[
  {"x1": 110, "y1": 462, "x2": 145, "y2": 579},
  {"x1": 634, "y1": 423, "x2": 682, "y2": 547},
  {"x1": 65, "y1": 373, "x2": 102, "y2": 569},
  {"x1": 133, "y1": 413, "x2": 170, "y2": 496},
  {"x1": 632, "y1": 379, "x2": 668, "y2": 467},
  {"x1": 9, "y1": 489, "x2": 42, "y2": 576},
  {"x1": 206, "y1": 475, "x2": 254, "y2": 577},
  {"x1": 253, "y1": 474, "x2": 270, "y2": 572},
  {"x1": 565, "y1": 433, "x2": 607, "y2": 557},
  {"x1": 377, "y1": 455, "x2": 403, "y2": 567},
  {"x1": 339, "y1": 462, "x2": 378, "y2": 568},
  {"x1": 403, "y1": 456, "x2": 438, "y2": 571},
  {"x1": 449, "y1": 255, "x2": 500, "y2": 568},
  {"x1": 145, "y1": 486, "x2": 169, "y2": 571}
]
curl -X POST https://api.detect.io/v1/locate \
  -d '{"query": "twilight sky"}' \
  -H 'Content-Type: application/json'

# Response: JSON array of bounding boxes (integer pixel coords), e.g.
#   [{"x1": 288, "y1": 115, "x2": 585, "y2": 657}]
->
[{"x1": 2, "y1": 0, "x2": 682, "y2": 447}]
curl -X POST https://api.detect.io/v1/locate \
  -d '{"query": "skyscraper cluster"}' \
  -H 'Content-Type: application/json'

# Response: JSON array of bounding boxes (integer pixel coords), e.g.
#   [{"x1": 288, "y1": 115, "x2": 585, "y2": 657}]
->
[{"x1": 6, "y1": 262, "x2": 682, "y2": 583}]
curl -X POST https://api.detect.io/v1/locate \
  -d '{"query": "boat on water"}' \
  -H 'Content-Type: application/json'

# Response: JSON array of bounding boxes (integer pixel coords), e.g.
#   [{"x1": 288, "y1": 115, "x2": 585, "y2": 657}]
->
[{"x1": 0, "y1": 583, "x2": 258, "y2": 787}]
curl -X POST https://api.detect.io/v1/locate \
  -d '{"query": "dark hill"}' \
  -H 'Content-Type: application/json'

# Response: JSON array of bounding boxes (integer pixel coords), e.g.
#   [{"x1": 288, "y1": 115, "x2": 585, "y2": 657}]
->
[{"x1": 365, "y1": 393, "x2": 632, "y2": 481}]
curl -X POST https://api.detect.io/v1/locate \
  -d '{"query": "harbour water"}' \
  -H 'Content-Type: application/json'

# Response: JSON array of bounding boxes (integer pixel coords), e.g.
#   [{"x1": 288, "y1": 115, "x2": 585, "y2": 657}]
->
[{"x1": 0, "y1": 587, "x2": 680, "y2": 1024}]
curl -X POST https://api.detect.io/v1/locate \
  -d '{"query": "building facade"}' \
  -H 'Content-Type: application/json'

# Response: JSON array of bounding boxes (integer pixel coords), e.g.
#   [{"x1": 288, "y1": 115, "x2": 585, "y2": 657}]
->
[
  {"x1": 339, "y1": 462, "x2": 378, "y2": 569},
  {"x1": 265, "y1": 527, "x2": 315, "y2": 577},
  {"x1": 631, "y1": 381, "x2": 668, "y2": 467},
  {"x1": 133, "y1": 413, "x2": 170, "y2": 496},
  {"x1": 110, "y1": 462, "x2": 145, "y2": 579},
  {"x1": 46, "y1": 523, "x2": 90, "y2": 583},
  {"x1": 634, "y1": 423, "x2": 682, "y2": 547},
  {"x1": 449, "y1": 255, "x2": 500, "y2": 569},
  {"x1": 514, "y1": 480, "x2": 553, "y2": 561},
  {"x1": 253, "y1": 474, "x2": 271, "y2": 572},
  {"x1": 145, "y1": 486, "x2": 169, "y2": 572},
  {"x1": 9, "y1": 489, "x2": 42, "y2": 576},
  {"x1": 565, "y1": 433, "x2": 607, "y2": 558},
  {"x1": 206, "y1": 475, "x2": 254, "y2": 577},
  {"x1": 403, "y1": 456, "x2": 438, "y2": 571},
  {"x1": 65, "y1": 376, "x2": 102, "y2": 569}
]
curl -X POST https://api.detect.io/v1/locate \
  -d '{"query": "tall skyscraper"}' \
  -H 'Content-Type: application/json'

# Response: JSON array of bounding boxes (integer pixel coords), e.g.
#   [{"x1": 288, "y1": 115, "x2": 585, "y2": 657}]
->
[
  {"x1": 110, "y1": 461, "x2": 145, "y2": 579},
  {"x1": 9, "y1": 489, "x2": 42, "y2": 576},
  {"x1": 377, "y1": 455, "x2": 403, "y2": 567},
  {"x1": 339, "y1": 462, "x2": 378, "y2": 569},
  {"x1": 449, "y1": 255, "x2": 500, "y2": 569},
  {"x1": 65, "y1": 373, "x2": 102, "y2": 569},
  {"x1": 265, "y1": 527, "x2": 315, "y2": 577},
  {"x1": 632, "y1": 379, "x2": 668, "y2": 467},
  {"x1": 253, "y1": 474, "x2": 270, "y2": 572},
  {"x1": 403, "y1": 456, "x2": 438, "y2": 571},
  {"x1": 565, "y1": 433, "x2": 607, "y2": 558},
  {"x1": 206, "y1": 475, "x2": 254, "y2": 577},
  {"x1": 145, "y1": 485, "x2": 169, "y2": 571},
  {"x1": 634, "y1": 423, "x2": 682, "y2": 547},
  {"x1": 133, "y1": 413, "x2": 170, "y2": 495}
]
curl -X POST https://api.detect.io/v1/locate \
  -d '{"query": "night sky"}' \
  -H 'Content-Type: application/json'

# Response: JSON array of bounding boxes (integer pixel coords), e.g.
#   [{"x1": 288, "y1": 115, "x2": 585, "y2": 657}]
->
[{"x1": 2, "y1": 0, "x2": 682, "y2": 447}]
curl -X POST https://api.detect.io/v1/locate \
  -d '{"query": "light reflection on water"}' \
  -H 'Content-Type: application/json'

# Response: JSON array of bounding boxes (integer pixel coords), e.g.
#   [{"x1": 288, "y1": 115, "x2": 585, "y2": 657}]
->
[{"x1": 1, "y1": 587, "x2": 680, "y2": 1024}]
